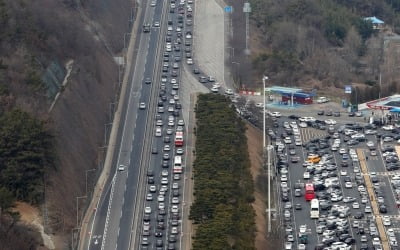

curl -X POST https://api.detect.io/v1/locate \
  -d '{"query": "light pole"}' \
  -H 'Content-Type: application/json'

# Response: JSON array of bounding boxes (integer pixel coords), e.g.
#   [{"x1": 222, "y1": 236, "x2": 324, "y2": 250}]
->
[
  {"x1": 263, "y1": 75, "x2": 273, "y2": 234},
  {"x1": 262, "y1": 76, "x2": 268, "y2": 148},
  {"x1": 124, "y1": 33, "x2": 131, "y2": 51},
  {"x1": 76, "y1": 196, "x2": 87, "y2": 227},
  {"x1": 85, "y1": 169, "x2": 97, "y2": 197}
]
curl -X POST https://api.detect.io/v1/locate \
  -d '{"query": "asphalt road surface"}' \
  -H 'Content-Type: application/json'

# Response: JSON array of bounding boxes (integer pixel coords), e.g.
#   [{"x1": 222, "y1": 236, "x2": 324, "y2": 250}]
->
[{"x1": 84, "y1": 0, "x2": 168, "y2": 249}]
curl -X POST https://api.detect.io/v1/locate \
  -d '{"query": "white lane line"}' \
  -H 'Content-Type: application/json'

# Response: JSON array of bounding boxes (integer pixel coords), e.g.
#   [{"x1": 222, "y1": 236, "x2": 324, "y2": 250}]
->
[{"x1": 100, "y1": 173, "x2": 117, "y2": 250}]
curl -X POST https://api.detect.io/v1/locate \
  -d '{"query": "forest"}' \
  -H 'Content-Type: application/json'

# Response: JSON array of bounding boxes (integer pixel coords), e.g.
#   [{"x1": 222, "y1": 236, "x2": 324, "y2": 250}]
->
[
  {"x1": 190, "y1": 94, "x2": 256, "y2": 250},
  {"x1": 235, "y1": 0, "x2": 400, "y2": 102}
]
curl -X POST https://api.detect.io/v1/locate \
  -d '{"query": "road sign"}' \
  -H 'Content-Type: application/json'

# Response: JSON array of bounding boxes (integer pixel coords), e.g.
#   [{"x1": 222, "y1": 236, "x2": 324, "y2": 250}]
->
[
  {"x1": 345, "y1": 85, "x2": 352, "y2": 94},
  {"x1": 224, "y1": 6, "x2": 232, "y2": 13}
]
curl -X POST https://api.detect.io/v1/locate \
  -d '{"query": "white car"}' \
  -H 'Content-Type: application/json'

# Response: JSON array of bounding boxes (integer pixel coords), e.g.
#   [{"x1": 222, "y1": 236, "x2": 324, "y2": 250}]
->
[
  {"x1": 139, "y1": 102, "x2": 146, "y2": 109},
  {"x1": 149, "y1": 185, "x2": 156, "y2": 193},
  {"x1": 382, "y1": 125, "x2": 394, "y2": 131},
  {"x1": 187, "y1": 58, "x2": 193, "y2": 65},
  {"x1": 171, "y1": 205, "x2": 179, "y2": 213},
  {"x1": 281, "y1": 174, "x2": 288, "y2": 182},
  {"x1": 172, "y1": 197, "x2": 179, "y2": 204},
  {"x1": 383, "y1": 216, "x2": 391, "y2": 226},
  {"x1": 270, "y1": 112, "x2": 281, "y2": 117},
  {"x1": 176, "y1": 148, "x2": 184, "y2": 155},
  {"x1": 157, "y1": 195, "x2": 165, "y2": 202},
  {"x1": 299, "y1": 122, "x2": 307, "y2": 128},
  {"x1": 146, "y1": 194, "x2": 153, "y2": 201},
  {"x1": 211, "y1": 87, "x2": 219, "y2": 93},
  {"x1": 352, "y1": 202, "x2": 360, "y2": 209},
  {"x1": 345, "y1": 182, "x2": 352, "y2": 188},
  {"x1": 325, "y1": 119, "x2": 337, "y2": 125},
  {"x1": 299, "y1": 116, "x2": 316, "y2": 122},
  {"x1": 224, "y1": 88, "x2": 234, "y2": 95},
  {"x1": 163, "y1": 145, "x2": 170, "y2": 151},
  {"x1": 340, "y1": 170, "x2": 348, "y2": 176},
  {"x1": 161, "y1": 177, "x2": 169, "y2": 185},
  {"x1": 213, "y1": 82, "x2": 221, "y2": 88},
  {"x1": 161, "y1": 170, "x2": 169, "y2": 177},
  {"x1": 171, "y1": 226, "x2": 179, "y2": 235},
  {"x1": 144, "y1": 206, "x2": 152, "y2": 214},
  {"x1": 118, "y1": 164, "x2": 126, "y2": 171},
  {"x1": 366, "y1": 141, "x2": 375, "y2": 147},
  {"x1": 303, "y1": 172, "x2": 310, "y2": 179},
  {"x1": 339, "y1": 148, "x2": 347, "y2": 154},
  {"x1": 172, "y1": 182, "x2": 179, "y2": 189},
  {"x1": 158, "y1": 202, "x2": 165, "y2": 210},
  {"x1": 365, "y1": 129, "x2": 377, "y2": 135}
]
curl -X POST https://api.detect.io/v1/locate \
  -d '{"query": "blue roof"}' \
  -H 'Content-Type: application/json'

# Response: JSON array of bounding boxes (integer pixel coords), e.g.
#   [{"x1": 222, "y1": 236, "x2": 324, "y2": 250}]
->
[
  {"x1": 265, "y1": 86, "x2": 302, "y2": 95},
  {"x1": 364, "y1": 16, "x2": 384, "y2": 24}
]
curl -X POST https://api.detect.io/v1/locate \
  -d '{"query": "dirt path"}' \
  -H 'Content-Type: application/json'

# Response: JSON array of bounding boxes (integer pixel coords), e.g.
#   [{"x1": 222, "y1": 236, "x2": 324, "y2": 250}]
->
[
  {"x1": 246, "y1": 124, "x2": 274, "y2": 249},
  {"x1": 14, "y1": 202, "x2": 55, "y2": 249}
]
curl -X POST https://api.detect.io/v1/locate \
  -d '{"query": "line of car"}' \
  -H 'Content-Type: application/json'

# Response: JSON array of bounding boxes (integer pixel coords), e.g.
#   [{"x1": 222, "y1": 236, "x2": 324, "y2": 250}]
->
[{"x1": 139, "y1": 0, "x2": 192, "y2": 249}]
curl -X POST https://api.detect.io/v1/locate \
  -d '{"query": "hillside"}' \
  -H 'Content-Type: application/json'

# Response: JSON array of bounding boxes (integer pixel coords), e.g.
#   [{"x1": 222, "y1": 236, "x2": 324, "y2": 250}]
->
[
  {"x1": 228, "y1": 0, "x2": 400, "y2": 103},
  {"x1": 0, "y1": 0, "x2": 132, "y2": 248}
]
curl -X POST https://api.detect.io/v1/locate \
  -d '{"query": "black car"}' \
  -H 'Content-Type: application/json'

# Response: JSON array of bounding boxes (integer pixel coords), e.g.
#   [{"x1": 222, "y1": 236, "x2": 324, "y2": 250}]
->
[
  {"x1": 333, "y1": 111, "x2": 341, "y2": 117},
  {"x1": 379, "y1": 205, "x2": 387, "y2": 213},
  {"x1": 326, "y1": 110, "x2": 333, "y2": 116},
  {"x1": 354, "y1": 212, "x2": 364, "y2": 219},
  {"x1": 348, "y1": 112, "x2": 355, "y2": 117},
  {"x1": 162, "y1": 161, "x2": 169, "y2": 168},
  {"x1": 288, "y1": 115, "x2": 300, "y2": 119},
  {"x1": 155, "y1": 230, "x2": 163, "y2": 237},
  {"x1": 317, "y1": 110, "x2": 324, "y2": 115},
  {"x1": 295, "y1": 203, "x2": 302, "y2": 210},
  {"x1": 148, "y1": 176, "x2": 155, "y2": 184}
]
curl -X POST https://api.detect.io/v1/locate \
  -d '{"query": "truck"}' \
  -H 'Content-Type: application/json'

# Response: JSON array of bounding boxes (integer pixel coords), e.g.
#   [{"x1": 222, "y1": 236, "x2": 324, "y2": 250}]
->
[{"x1": 316, "y1": 96, "x2": 329, "y2": 103}]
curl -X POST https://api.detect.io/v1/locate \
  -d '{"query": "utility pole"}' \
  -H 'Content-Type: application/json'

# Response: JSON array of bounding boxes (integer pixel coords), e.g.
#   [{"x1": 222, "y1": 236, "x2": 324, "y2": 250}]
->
[
  {"x1": 262, "y1": 76, "x2": 273, "y2": 233},
  {"x1": 243, "y1": 2, "x2": 251, "y2": 55}
]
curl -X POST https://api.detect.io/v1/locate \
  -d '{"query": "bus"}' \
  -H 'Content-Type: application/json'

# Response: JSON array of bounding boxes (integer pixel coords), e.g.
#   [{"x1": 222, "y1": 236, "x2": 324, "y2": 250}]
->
[
  {"x1": 305, "y1": 183, "x2": 315, "y2": 201},
  {"x1": 310, "y1": 199, "x2": 319, "y2": 218},
  {"x1": 173, "y1": 156, "x2": 183, "y2": 174},
  {"x1": 175, "y1": 131, "x2": 184, "y2": 147}
]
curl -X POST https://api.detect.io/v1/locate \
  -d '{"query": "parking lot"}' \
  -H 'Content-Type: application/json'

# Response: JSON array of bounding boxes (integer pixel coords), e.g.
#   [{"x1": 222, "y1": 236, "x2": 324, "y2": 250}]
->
[{"x1": 270, "y1": 113, "x2": 400, "y2": 250}]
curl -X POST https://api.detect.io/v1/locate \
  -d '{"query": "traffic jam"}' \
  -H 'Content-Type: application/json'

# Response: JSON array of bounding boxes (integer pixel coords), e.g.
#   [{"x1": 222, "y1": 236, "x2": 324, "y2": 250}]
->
[{"x1": 271, "y1": 114, "x2": 400, "y2": 250}]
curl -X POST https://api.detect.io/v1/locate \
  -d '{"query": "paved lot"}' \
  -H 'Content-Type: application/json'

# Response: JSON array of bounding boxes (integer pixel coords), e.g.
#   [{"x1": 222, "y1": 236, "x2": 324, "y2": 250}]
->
[
  {"x1": 270, "y1": 116, "x2": 400, "y2": 250},
  {"x1": 193, "y1": 0, "x2": 226, "y2": 88}
]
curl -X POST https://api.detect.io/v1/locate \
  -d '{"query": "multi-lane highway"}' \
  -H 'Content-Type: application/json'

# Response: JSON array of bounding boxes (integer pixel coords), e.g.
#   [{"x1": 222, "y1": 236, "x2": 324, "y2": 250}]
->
[{"x1": 81, "y1": 0, "x2": 196, "y2": 249}]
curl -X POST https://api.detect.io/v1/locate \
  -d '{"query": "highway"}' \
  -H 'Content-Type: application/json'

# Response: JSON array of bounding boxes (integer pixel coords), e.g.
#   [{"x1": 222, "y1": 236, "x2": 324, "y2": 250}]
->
[
  {"x1": 84, "y1": 0, "x2": 169, "y2": 249},
  {"x1": 83, "y1": 0, "x2": 197, "y2": 249}
]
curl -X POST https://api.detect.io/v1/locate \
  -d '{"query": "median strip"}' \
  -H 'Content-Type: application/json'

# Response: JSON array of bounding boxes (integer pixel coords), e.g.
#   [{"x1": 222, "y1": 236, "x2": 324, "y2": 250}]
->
[{"x1": 357, "y1": 148, "x2": 389, "y2": 250}]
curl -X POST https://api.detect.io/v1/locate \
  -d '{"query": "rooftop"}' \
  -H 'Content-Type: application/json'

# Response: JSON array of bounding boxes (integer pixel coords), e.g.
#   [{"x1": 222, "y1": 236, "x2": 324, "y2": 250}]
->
[
  {"x1": 364, "y1": 16, "x2": 384, "y2": 24},
  {"x1": 265, "y1": 86, "x2": 303, "y2": 94}
]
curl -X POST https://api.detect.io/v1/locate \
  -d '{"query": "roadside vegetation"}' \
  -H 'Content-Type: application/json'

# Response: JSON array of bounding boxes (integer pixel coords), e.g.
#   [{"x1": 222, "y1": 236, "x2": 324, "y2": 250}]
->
[
  {"x1": 0, "y1": 109, "x2": 55, "y2": 248},
  {"x1": 231, "y1": 0, "x2": 400, "y2": 102},
  {"x1": 190, "y1": 94, "x2": 256, "y2": 250}
]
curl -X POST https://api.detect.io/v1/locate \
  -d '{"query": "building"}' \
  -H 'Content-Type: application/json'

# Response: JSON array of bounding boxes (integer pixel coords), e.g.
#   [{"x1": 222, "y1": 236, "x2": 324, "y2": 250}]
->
[{"x1": 364, "y1": 16, "x2": 385, "y2": 30}]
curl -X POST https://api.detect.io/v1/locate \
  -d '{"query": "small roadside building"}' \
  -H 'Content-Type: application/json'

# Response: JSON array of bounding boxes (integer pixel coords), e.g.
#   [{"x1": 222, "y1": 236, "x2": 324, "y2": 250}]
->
[{"x1": 363, "y1": 16, "x2": 385, "y2": 30}]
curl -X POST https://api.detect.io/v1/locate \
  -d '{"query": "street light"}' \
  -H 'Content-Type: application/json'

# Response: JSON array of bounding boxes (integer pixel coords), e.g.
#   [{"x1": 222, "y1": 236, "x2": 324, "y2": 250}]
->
[
  {"x1": 76, "y1": 196, "x2": 87, "y2": 227},
  {"x1": 85, "y1": 169, "x2": 97, "y2": 197},
  {"x1": 262, "y1": 76, "x2": 268, "y2": 148},
  {"x1": 262, "y1": 75, "x2": 273, "y2": 234}
]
